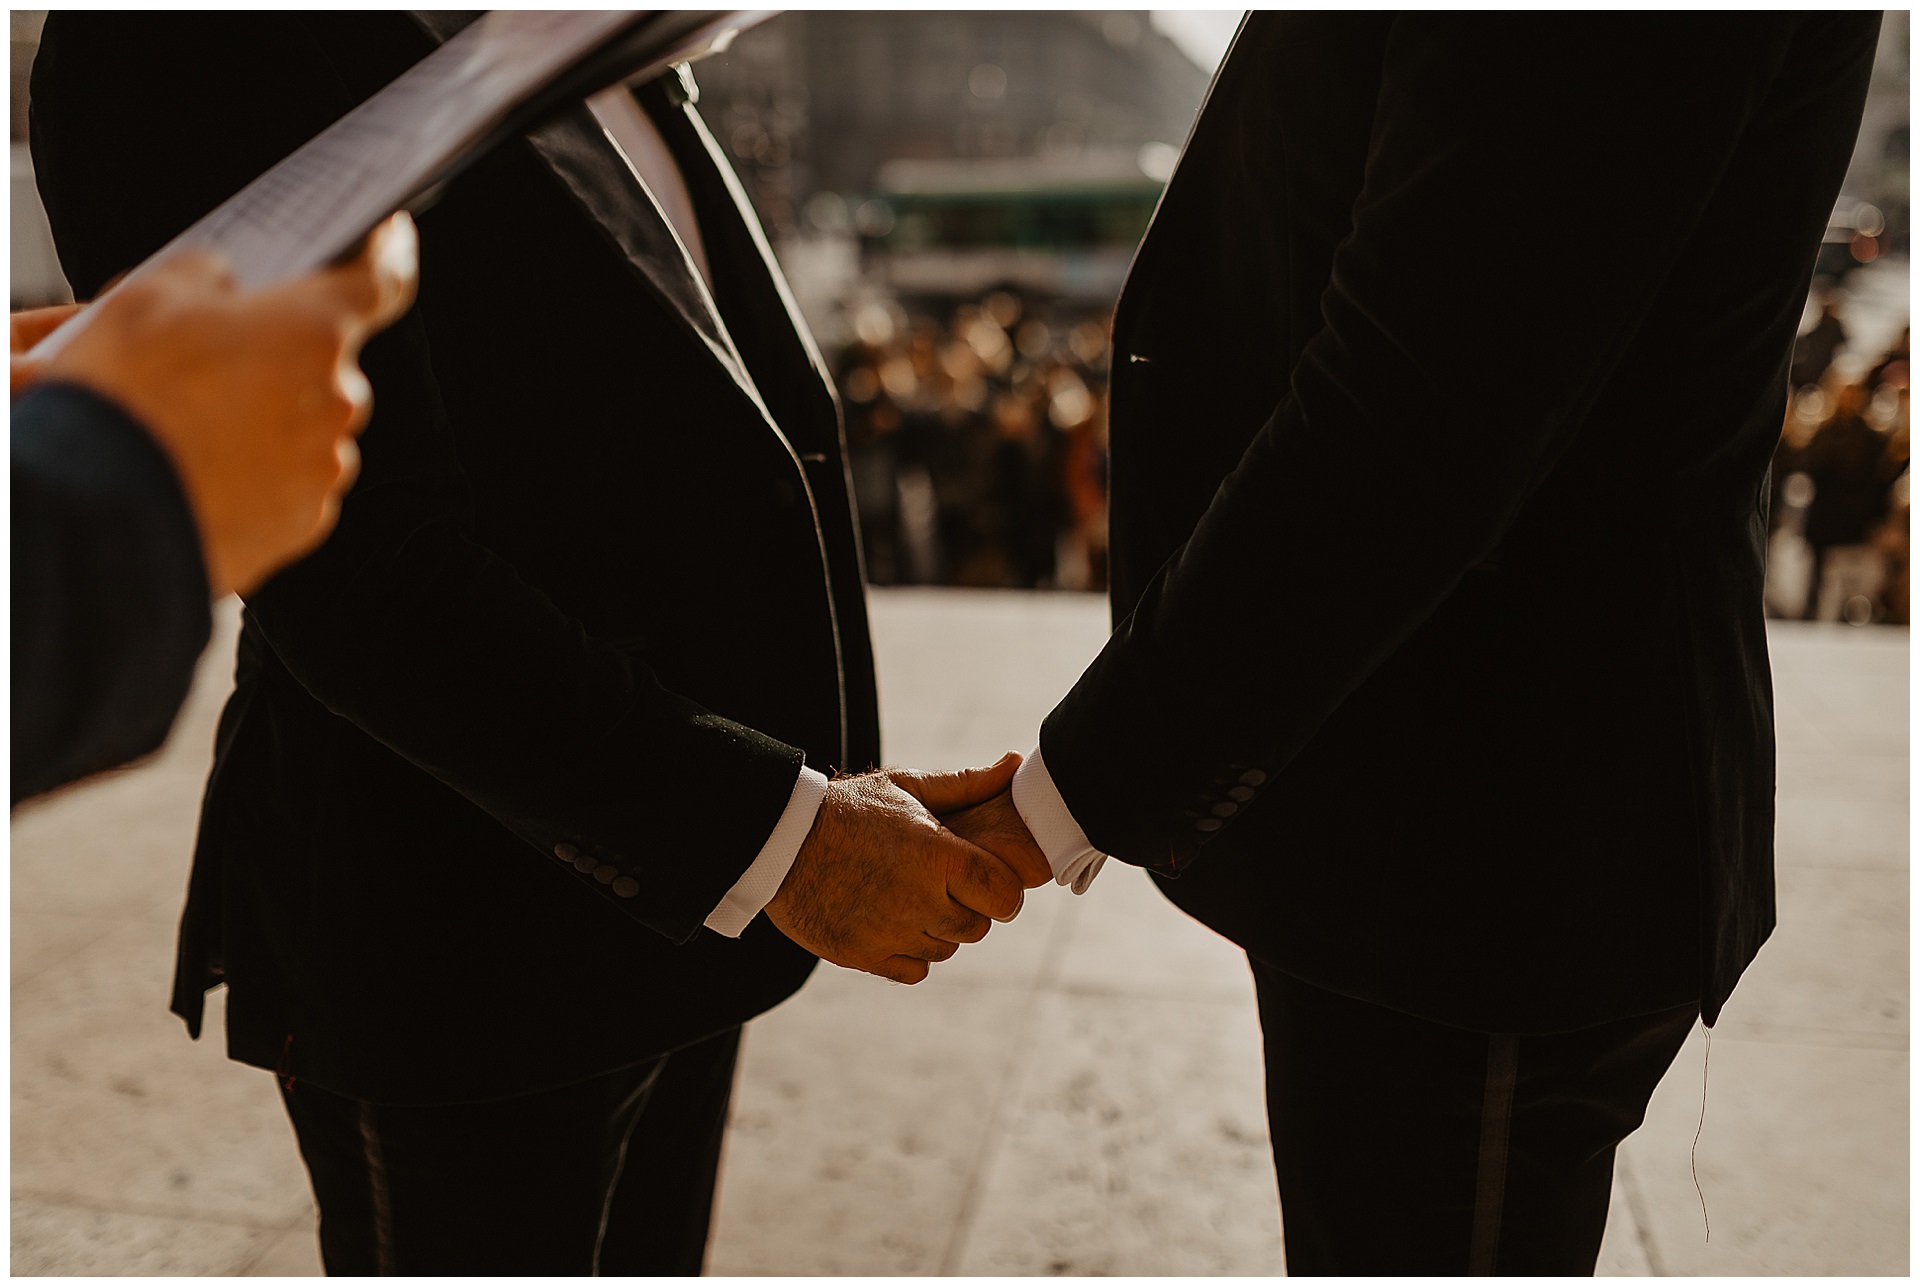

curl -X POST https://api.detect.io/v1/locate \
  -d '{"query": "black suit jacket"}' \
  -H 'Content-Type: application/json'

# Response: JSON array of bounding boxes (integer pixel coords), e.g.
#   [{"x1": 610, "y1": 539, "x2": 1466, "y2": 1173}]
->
[
  {"x1": 1040, "y1": 14, "x2": 1878, "y2": 1032},
  {"x1": 31, "y1": 12, "x2": 878, "y2": 1103},
  {"x1": 11, "y1": 383, "x2": 212, "y2": 804}
]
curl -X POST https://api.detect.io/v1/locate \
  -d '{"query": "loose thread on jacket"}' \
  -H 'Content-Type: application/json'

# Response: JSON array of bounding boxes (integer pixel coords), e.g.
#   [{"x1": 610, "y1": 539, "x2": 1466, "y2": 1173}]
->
[
  {"x1": 1691, "y1": 1024, "x2": 1711, "y2": 1244},
  {"x1": 276, "y1": 1033, "x2": 297, "y2": 1093}
]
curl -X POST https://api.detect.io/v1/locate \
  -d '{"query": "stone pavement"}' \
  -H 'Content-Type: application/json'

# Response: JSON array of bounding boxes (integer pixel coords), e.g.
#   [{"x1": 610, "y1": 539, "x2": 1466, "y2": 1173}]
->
[{"x1": 10, "y1": 589, "x2": 1908, "y2": 1274}]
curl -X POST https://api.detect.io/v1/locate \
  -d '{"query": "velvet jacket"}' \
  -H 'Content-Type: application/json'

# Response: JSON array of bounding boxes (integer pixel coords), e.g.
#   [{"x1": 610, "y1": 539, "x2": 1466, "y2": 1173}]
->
[{"x1": 1041, "y1": 13, "x2": 1879, "y2": 1032}]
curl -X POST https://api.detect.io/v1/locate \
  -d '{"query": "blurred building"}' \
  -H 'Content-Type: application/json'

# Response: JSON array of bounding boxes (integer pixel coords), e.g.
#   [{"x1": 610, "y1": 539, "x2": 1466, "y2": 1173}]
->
[
  {"x1": 1811, "y1": 11, "x2": 1909, "y2": 280},
  {"x1": 693, "y1": 11, "x2": 1211, "y2": 241},
  {"x1": 1843, "y1": 11, "x2": 1909, "y2": 255},
  {"x1": 689, "y1": 12, "x2": 1213, "y2": 329}
]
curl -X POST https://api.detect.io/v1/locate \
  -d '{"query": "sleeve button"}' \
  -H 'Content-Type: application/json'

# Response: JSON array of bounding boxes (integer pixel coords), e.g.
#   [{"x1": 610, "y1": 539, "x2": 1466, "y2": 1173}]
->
[
  {"x1": 573, "y1": 854, "x2": 597, "y2": 874},
  {"x1": 1238, "y1": 769, "x2": 1269, "y2": 787},
  {"x1": 1195, "y1": 817, "x2": 1224, "y2": 832},
  {"x1": 554, "y1": 843, "x2": 578, "y2": 862},
  {"x1": 1227, "y1": 786, "x2": 1256, "y2": 802},
  {"x1": 593, "y1": 865, "x2": 619, "y2": 885},
  {"x1": 612, "y1": 877, "x2": 640, "y2": 898},
  {"x1": 1210, "y1": 801, "x2": 1239, "y2": 818}
]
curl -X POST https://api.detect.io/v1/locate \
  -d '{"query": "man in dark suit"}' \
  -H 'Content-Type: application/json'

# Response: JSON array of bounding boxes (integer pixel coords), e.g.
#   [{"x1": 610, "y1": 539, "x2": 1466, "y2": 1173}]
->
[
  {"x1": 31, "y1": 13, "x2": 1037, "y2": 1275},
  {"x1": 955, "y1": 13, "x2": 1881, "y2": 1274}
]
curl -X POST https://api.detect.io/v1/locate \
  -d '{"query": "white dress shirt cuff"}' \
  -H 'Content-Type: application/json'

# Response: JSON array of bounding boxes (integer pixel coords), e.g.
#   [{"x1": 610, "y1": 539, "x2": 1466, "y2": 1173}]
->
[
  {"x1": 703, "y1": 765, "x2": 829, "y2": 938},
  {"x1": 1010, "y1": 744, "x2": 1109, "y2": 895}
]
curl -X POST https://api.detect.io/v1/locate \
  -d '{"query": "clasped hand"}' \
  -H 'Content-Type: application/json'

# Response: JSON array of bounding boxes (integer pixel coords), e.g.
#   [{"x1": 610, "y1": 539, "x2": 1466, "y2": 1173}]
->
[{"x1": 765, "y1": 753, "x2": 1052, "y2": 984}]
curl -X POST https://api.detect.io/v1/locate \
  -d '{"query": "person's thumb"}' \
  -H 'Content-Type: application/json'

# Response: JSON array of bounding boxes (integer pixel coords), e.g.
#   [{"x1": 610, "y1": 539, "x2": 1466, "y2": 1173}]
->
[
  {"x1": 304, "y1": 211, "x2": 420, "y2": 342},
  {"x1": 889, "y1": 751, "x2": 1021, "y2": 814}
]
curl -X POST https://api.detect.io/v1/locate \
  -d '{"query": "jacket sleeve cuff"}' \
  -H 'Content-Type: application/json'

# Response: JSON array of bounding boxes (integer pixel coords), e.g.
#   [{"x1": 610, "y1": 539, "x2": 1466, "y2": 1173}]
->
[
  {"x1": 1011, "y1": 744, "x2": 1108, "y2": 894},
  {"x1": 703, "y1": 765, "x2": 828, "y2": 937}
]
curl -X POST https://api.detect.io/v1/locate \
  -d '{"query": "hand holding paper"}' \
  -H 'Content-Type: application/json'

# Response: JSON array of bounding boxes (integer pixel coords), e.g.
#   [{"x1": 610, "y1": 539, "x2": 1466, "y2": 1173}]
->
[{"x1": 33, "y1": 213, "x2": 419, "y2": 597}]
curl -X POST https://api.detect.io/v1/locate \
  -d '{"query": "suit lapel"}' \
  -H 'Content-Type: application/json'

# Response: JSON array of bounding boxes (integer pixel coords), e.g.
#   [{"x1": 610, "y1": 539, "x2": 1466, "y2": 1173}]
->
[
  {"x1": 1113, "y1": 11, "x2": 1254, "y2": 347},
  {"x1": 637, "y1": 73, "x2": 842, "y2": 457},
  {"x1": 406, "y1": 11, "x2": 775, "y2": 425},
  {"x1": 519, "y1": 107, "x2": 762, "y2": 393}
]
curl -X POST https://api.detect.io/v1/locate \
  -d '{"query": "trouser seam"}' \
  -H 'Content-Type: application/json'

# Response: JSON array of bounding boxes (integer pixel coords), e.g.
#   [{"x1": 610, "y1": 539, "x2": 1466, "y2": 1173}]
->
[
  {"x1": 591, "y1": 1056, "x2": 670, "y2": 1274},
  {"x1": 356, "y1": 1099, "x2": 397, "y2": 1275},
  {"x1": 1468, "y1": 1033, "x2": 1520, "y2": 1275}
]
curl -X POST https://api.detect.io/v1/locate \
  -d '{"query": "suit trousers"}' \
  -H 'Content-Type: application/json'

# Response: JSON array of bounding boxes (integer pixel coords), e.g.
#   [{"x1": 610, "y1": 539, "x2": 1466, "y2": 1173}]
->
[
  {"x1": 277, "y1": 1026, "x2": 742, "y2": 1275},
  {"x1": 1250, "y1": 957, "x2": 1698, "y2": 1275}
]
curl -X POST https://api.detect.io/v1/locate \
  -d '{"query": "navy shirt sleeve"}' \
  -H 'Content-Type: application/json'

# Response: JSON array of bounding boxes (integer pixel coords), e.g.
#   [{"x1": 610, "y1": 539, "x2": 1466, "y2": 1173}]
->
[{"x1": 12, "y1": 380, "x2": 212, "y2": 803}]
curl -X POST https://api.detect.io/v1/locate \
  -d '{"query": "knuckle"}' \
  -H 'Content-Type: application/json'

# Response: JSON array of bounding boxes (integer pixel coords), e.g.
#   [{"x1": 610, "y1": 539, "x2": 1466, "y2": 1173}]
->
[
  {"x1": 321, "y1": 389, "x2": 358, "y2": 425},
  {"x1": 152, "y1": 251, "x2": 237, "y2": 300},
  {"x1": 980, "y1": 865, "x2": 1021, "y2": 918},
  {"x1": 112, "y1": 277, "x2": 162, "y2": 307},
  {"x1": 952, "y1": 847, "x2": 1021, "y2": 920},
  {"x1": 334, "y1": 436, "x2": 363, "y2": 477},
  {"x1": 178, "y1": 247, "x2": 230, "y2": 276},
  {"x1": 105, "y1": 279, "x2": 166, "y2": 326},
  {"x1": 965, "y1": 849, "x2": 1000, "y2": 893}
]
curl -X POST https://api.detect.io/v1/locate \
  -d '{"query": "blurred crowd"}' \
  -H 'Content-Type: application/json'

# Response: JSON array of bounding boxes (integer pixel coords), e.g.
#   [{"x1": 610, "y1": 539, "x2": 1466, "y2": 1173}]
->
[
  {"x1": 831, "y1": 283, "x2": 1914, "y2": 629},
  {"x1": 1769, "y1": 295, "x2": 1910, "y2": 625},
  {"x1": 832, "y1": 290, "x2": 1113, "y2": 591}
]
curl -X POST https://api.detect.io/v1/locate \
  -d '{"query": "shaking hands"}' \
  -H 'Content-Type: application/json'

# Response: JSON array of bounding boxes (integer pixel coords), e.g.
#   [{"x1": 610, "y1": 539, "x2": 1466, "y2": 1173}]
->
[{"x1": 765, "y1": 752, "x2": 1051, "y2": 984}]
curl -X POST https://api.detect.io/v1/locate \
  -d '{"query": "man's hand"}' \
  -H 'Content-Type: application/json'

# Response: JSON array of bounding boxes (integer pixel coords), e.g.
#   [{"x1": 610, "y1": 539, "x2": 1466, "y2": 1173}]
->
[
  {"x1": 764, "y1": 755, "x2": 1030, "y2": 984},
  {"x1": 939, "y1": 787, "x2": 1052, "y2": 889},
  {"x1": 33, "y1": 212, "x2": 420, "y2": 598}
]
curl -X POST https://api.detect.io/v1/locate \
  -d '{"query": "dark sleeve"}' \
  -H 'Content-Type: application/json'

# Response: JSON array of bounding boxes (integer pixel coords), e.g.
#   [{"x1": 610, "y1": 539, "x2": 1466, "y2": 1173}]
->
[
  {"x1": 1038, "y1": 16, "x2": 1826, "y2": 872},
  {"x1": 11, "y1": 382, "x2": 212, "y2": 803},
  {"x1": 28, "y1": 13, "x2": 802, "y2": 938},
  {"x1": 248, "y1": 301, "x2": 807, "y2": 942}
]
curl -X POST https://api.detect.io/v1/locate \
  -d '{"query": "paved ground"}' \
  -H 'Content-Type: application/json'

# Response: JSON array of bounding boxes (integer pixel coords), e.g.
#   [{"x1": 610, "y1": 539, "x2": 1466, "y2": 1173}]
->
[{"x1": 10, "y1": 588, "x2": 1908, "y2": 1275}]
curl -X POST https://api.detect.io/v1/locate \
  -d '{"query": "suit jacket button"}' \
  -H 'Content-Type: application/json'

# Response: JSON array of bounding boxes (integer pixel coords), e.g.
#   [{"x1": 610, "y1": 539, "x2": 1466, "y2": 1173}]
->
[
  {"x1": 1238, "y1": 770, "x2": 1269, "y2": 787},
  {"x1": 1210, "y1": 801, "x2": 1239, "y2": 818},
  {"x1": 554, "y1": 843, "x2": 578, "y2": 862},
  {"x1": 593, "y1": 865, "x2": 619, "y2": 885},
  {"x1": 1227, "y1": 786, "x2": 1256, "y2": 802},
  {"x1": 612, "y1": 877, "x2": 640, "y2": 898},
  {"x1": 1195, "y1": 817, "x2": 1224, "y2": 832},
  {"x1": 572, "y1": 854, "x2": 597, "y2": 874}
]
